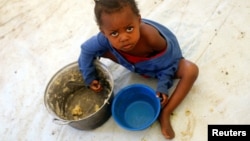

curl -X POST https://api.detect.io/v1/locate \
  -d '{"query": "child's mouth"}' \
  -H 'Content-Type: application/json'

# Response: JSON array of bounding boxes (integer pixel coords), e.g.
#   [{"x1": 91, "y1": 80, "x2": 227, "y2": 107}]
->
[{"x1": 122, "y1": 44, "x2": 133, "y2": 50}]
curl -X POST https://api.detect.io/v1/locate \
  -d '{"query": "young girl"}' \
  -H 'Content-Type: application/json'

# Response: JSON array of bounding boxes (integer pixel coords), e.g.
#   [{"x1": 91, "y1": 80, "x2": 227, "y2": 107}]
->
[{"x1": 78, "y1": 0, "x2": 199, "y2": 139}]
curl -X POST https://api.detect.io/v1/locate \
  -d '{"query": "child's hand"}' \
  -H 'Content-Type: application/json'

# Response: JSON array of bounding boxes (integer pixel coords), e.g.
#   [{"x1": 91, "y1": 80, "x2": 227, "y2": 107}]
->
[
  {"x1": 89, "y1": 80, "x2": 103, "y2": 92},
  {"x1": 157, "y1": 92, "x2": 168, "y2": 108}
]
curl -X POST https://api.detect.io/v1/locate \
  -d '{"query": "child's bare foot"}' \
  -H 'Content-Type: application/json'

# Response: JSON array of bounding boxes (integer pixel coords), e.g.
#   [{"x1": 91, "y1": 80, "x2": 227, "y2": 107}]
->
[{"x1": 159, "y1": 110, "x2": 175, "y2": 139}]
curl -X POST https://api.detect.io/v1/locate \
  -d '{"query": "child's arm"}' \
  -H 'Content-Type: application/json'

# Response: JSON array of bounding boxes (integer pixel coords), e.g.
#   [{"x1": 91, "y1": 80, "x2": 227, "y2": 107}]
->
[{"x1": 78, "y1": 33, "x2": 110, "y2": 87}]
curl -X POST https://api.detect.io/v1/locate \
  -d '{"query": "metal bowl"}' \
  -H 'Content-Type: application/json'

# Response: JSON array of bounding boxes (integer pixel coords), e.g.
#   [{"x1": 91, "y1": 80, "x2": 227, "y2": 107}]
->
[{"x1": 44, "y1": 60, "x2": 114, "y2": 130}]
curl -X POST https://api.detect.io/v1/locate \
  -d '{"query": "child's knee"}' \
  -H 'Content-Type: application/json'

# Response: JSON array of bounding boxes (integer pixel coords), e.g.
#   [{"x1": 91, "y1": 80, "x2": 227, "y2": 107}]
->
[{"x1": 187, "y1": 62, "x2": 199, "y2": 80}]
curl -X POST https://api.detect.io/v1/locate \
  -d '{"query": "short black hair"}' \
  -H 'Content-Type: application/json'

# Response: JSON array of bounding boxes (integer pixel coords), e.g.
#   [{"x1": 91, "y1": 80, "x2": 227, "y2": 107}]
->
[{"x1": 94, "y1": 0, "x2": 140, "y2": 26}]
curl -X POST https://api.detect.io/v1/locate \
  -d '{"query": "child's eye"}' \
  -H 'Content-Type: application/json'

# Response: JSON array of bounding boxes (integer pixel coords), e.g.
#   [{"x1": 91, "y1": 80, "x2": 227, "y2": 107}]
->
[
  {"x1": 111, "y1": 32, "x2": 119, "y2": 37},
  {"x1": 126, "y1": 27, "x2": 134, "y2": 32}
]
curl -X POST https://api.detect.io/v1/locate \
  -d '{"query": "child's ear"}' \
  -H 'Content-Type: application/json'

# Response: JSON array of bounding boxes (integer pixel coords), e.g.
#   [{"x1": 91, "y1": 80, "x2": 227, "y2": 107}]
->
[
  {"x1": 99, "y1": 27, "x2": 105, "y2": 34},
  {"x1": 138, "y1": 14, "x2": 142, "y2": 23},
  {"x1": 99, "y1": 27, "x2": 102, "y2": 32},
  {"x1": 99, "y1": 28, "x2": 106, "y2": 35}
]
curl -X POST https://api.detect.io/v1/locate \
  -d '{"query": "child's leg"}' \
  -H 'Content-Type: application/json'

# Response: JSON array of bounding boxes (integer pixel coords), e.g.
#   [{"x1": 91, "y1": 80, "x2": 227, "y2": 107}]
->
[{"x1": 159, "y1": 59, "x2": 199, "y2": 139}]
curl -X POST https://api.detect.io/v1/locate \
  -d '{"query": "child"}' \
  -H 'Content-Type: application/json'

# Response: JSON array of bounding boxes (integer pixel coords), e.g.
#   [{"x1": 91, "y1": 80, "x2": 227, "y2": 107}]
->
[{"x1": 78, "y1": 0, "x2": 199, "y2": 139}]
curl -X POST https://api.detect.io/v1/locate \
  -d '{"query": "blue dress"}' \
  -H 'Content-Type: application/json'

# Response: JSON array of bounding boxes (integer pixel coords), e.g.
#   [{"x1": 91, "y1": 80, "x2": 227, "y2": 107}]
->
[{"x1": 78, "y1": 19, "x2": 183, "y2": 95}]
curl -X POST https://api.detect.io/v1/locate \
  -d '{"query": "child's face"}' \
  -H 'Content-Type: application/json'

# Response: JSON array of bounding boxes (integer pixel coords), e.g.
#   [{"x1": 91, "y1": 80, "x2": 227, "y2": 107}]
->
[{"x1": 100, "y1": 6, "x2": 141, "y2": 52}]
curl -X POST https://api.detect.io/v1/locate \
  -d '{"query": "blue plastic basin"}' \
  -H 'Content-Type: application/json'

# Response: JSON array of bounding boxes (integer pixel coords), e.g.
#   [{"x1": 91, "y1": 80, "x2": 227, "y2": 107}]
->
[{"x1": 112, "y1": 84, "x2": 161, "y2": 131}]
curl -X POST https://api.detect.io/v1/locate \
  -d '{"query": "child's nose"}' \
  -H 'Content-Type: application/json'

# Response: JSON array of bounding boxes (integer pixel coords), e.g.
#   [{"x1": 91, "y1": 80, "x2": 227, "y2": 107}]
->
[{"x1": 119, "y1": 33, "x2": 129, "y2": 42}]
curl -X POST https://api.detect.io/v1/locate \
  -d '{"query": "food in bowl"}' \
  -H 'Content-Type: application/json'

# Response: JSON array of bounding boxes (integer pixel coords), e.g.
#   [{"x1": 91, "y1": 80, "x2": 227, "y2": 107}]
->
[{"x1": 71, "y1": 105, "x2": 83, "y2": 116}]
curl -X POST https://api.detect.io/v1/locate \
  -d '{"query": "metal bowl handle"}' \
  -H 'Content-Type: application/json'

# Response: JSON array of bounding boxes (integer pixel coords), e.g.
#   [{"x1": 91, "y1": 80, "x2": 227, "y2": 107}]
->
[{"x1": 53, "y1": 118, "x2": 72, "y2": 125}]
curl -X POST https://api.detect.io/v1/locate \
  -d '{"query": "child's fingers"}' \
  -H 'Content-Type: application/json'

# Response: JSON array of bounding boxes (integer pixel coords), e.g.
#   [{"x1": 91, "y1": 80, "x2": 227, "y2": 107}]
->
[
  {"x1": 160, "y1": 94, "x2": 168, "y2": 107},
  {"x1": 90, "y1": 80, "x2": 103, "y2": 92},
  {"x1": 157, "y1": 92, "x2": 168, "y2": 107}
]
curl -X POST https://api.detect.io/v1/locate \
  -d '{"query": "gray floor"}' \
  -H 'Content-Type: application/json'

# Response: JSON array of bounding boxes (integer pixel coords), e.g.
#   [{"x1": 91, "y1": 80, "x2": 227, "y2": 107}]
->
[{"x1": 1, "y1": 0, "x2": 249, "y2": 141}]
